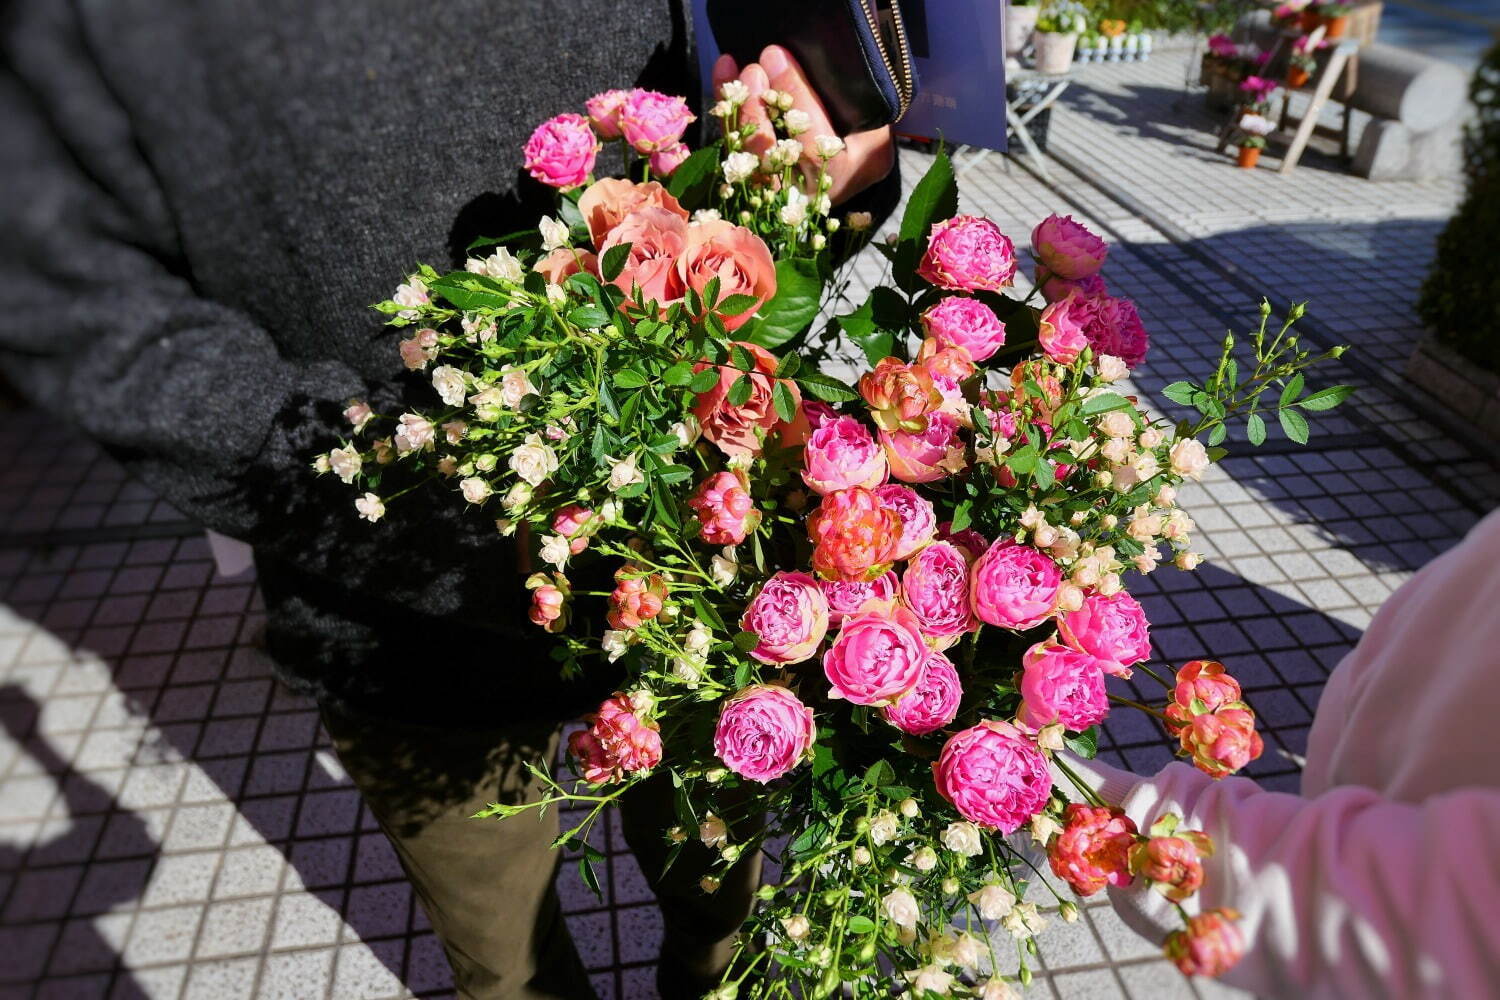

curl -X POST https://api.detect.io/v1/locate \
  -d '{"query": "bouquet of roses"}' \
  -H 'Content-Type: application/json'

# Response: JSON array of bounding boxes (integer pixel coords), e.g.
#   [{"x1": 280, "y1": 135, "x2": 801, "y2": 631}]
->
[{"x1": 320, "y1": 81, "x2": 1351, "y2": 997}]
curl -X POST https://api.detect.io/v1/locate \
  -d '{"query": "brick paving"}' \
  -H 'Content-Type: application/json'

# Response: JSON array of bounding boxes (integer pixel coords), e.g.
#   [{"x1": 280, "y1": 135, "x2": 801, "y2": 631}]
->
[{"x1": 0, "y1": 41, "x2": 1490, "y2": 1000}]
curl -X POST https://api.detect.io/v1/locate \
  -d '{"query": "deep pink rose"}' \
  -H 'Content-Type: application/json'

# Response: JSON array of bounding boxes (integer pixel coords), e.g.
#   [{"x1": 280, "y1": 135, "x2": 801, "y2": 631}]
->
[
  {"x1": 1031, "y1": 213, "x2": 1109, "y2": 280},
  {"x1": 823, "y1": 606, "x2": 927, "y2": 705},
  {"x1": 585, "y1": 89, "x2": 629, "y2": 138},
  {"x1": 1040, "y1": 272, "x2": 1107, "y2": 303},
  {"x1": 714, "y1": 684, "x2": 816, "y2": 782},
  {"x1": 880, "y1": 411, "x2": 965, "y2": 484},
  {"x1": 677, "y1": 220, "x2": 778, "y2": 332},
  {"x1": 937, "y1": 523, "x2": 989, "y2": 562},
  {"x1": 920, "y1": 297, "x2": 1007, "y2": 363},
  {"x1": 1047, "y1": 803, "x2": 1138, "y2": 897},
  {"x1": 600, "y1": 206, "x2": 687, "y2": 305},
  {"x1": 1018, "y1": 641, "x2": 1109, "y2": 732},
  {"x1": 969, "y1": 541, "x2": 1062, "y2": 630},
  {"x1": 523, "y1": 113, "x2": 599, "y2": 190},
  {"x1": 901, "y1": 542, "x2": 974, "y2": 640},
  {"x1": 882, "y1": 650, "x2": 962, "y2": 735},
  {"x1": 1038, "y1": 290, "x2": 1095, "y2": 365},
  {"x1": 933, "y1": 720, "x2": 1050, "y2": 832},
  {"x1": 620, "y1": 89, "x2": 695, "y2": 153},
  {"x1": 741, "y1": 572, "x2": 830, "y2": 665},
  {"x1": 821, "y1": 571, "x2": 899, "y2": 626},
  {"x1": 567, "y1": 693, "x2": 662, "y2": 783},
  {"x1": 650, "y1": 143, "x2": 690, "y2": 176},
  {"x1": 1085, "y1": 296, "x2": 1149, "y2": 370},
  {"x1": 801, "y1": 400, "x2": 840, "y2": 432},
  {"x1": 687, "y1": 469, "x2": 760, "y2": 546},
  {"x1": 917, "y1": 216, "x2": 1017, "y2": 293},
  {"x1": 802, "y1": 416, "x2": 888, "y2": 495},
  {"x1": 1059, "y1": 591, "x2": 1151, "y2": 678},
  {"x1": 1165, "y1": 909, "x2": 1245, "y2": 978},
  {"x1": 807, "y1": 486, "x2": 900, "y2": 582},
  {"x1": 872, "y1": 484, "x2": 936, "y2": 561}
]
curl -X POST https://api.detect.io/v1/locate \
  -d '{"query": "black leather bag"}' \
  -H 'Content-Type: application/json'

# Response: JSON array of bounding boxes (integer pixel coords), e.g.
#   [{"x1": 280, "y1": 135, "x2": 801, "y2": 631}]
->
[{"x1": 705, "y1": 0, "x2": 919, "y2": 136}]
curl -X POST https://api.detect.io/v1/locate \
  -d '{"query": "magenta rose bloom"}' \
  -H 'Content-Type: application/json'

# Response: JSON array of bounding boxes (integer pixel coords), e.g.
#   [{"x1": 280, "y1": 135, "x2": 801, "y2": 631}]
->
[
  {"x1": 917, "y1": 216, "x2": 1017, "y2": 293},
  {"x1": 937, "y1": 522, "x2": 989, "y2": 562},
  {"x1": 1031, "y1": 213, "x2": 1109, "y2": 280},
  {"x1": 969, "y1": 540, "x2": 1062, "y2": 630},
  {"x1": 823, "y1": 606, "x2": 927, "y2": 706},
  {"x1": 1083, "y1": 296, "x2": 1149, "y2": 369},
  {"x1": 882, "y1": 650, "x2": 962, "y2": 735},
  {"x1": 740, "y1": 571, "x2": 830, "y2": 665},
  {"x1": 619, "y1": 89, "x2": 695, "y2": 153},
  {"x1": 523, "y1": 113, "x2": 599, "y2": 190},
  {"x1": 1059, "y1": 591, "x2": 1151, "y2": 678},
  {"x1": 933, "y1": 720, "x2": 1050, "y2": 832},
  {"x1": 1037, "y1": 289, "x2": 1095, "y2": 365},
  {"x1": 802, "y1": 416, "x2": 889, "y2": 496},
  {"x1": 688, "y1": 469, "x2": 760, "y2": 546},
  {"x1": 821, "y1": 571, "x2": 899, "y2": 626},
  {"x1": 873, "y1": 484, "x2": 936, "y2": 561},
  {"x1": 1018, "y1": 642, "x2": 1109, "y2": 732},
  {"x1": 567, "y1": 693, "x2": 663, "y2": 784},
  {"x1": 880, "y1": 411, "x2": 965, "y2": 484},
  {"x1": 801, "y1": 400, "x2": 839, "y2": 432},
  {"x1": 920, "y1": 297, "x2": 1007, "y2": 363},
  {"x1": 585, "y1": 89, "x2": 629, "y2": 139},
  {"x1": 1041, "y1": 271, "x2": 1107, "y2": 303},
  {"x1": 713, "y1": 684, "x2": 816, "y2": 782},
  {"x1": 901, "y1": 542, "x2": 974, "y2": 640}
]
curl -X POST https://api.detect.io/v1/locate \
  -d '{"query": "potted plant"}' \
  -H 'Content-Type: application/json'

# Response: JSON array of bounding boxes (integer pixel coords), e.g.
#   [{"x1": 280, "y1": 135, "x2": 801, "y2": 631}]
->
[
  {"x1": 1005, "y1": 0, "x2": 1041, "y2": 68},
  {"x1": 1273, "y1": 0, "x2": 1311, "y2": 30},
  {"x1": 1077, "y1": 33, "x2": 1101, "y2": 63},
  {"x1": 1238, "y1": 74, "x2": 1280, "y2": 114},
  {"x1": 1236, "y1": 112, "x2": 1273, "y2": 167},
  {"x1": 1139, "y1": 28, "x2": 1154, "y2": 61},
  {"x1": 1033, "y1": 0, "x2": 1087, "y2": 74},
  {"x1": 1124, "y1": 31, "x2": 1141, "y2": 61},
  {"x1": 1286, "y1": 36, "x2": 1319, "y2": 87},
  {"x1": 1315, "y1": 1, "x2": 1351, "y2": 39},
  {"x1": 1098, "y1": 18, "x2": 1126, "y2": 61}
]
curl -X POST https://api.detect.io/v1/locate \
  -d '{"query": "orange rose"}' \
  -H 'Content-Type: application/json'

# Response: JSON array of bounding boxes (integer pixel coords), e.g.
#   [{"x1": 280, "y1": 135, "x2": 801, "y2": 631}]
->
[
  {"x1": 577, "y1": 178, "x2": 687, "y2": 248},
  {"x1": 676, "y1": 220, "x2": 777, "y2": 332},
  {"x1": 859, "y1": 358, "x2": 942, "y2": 432},
  {"x1": 533, "y1": 248, "x2": 598, "y2": 285}
]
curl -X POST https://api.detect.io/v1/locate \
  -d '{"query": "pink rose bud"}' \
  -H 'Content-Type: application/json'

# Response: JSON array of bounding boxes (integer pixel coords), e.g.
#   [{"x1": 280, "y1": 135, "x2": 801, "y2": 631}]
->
[
  {"x1": 619, "y1": 89, "x2": 696, "y2": 154},
  {"x1": 1038, "y1": 290, "x2": 1095, "y2": 365},
  {"x1": 567, "y1": 693, "x2": 663, "y2": 783},
  {"x1": 1166, "y1": 660, "x2": 1243, "y2": 730},
  {"x1": 917, "y1": 215, "x2": 1018, "y2": 292},
  {"x1": 880, "y1": 411, "x2": 966, "y2": 484},
  {"x1": 859, "y1": 357, "x2": 943, "y2": 433},
  {"x1": 551, "y1": 505, "x2": 602, "y2": 555},
  {"x1": 969, "y1": 541, "x2": 1063, "y2": 630},
  {"x1": 1018, "y1": 642, "x2": 1110, "y2": 732},
  {"x1": 1031, "y1": 213, "x2": 1109, "y2": 280},
  {"x1": 802, "y1": 416, "x2": 889, "y2": 496},
  {"x1": 585, "y1": 89, "x2": 630, "y2": 139},
  {"x1": 920, "y1": 296, "x2": 1008, "y2": 363},
  {"x1": 1046, "y1": 803, "x2": 1138, "y2": 897},
  {"x1": 606, "y1": 567, "x2": 668, "y2": 630},
  {"x1": 820, "y1": 571, "x2": 899, "y2": 626},
  {"x1": 881, "y1": 650, "x2": 963, "y2": 735},
  {"x1": 873, "y1": 484, "x2": 937, "y2": 561},
  {"x1": 523, "y1": 112, "x2": 600, "y2": 190},
  {"x1": 1179, "y1": 708, "x2": 1264, "y2": 779},
  {"x1": 1164, "y1": 909, "x2": 1245, "y2": 978},
  {"x1": 933, "y1": 720, "x2": 1051, "y2": 832},
  {"x1": 916, "y1": 339, "x2": 979, "y2": 382},
  {"x1": 1058, "y1": 591, "x2": 1152, "y2": 678},
  {"x1": 801, "y1": 400, "x2": 840, "y2": 433},
  {"x1": 807, "y1": 486, "x2": 901, "y2": 582},
  {"x1": 525, "y1": 572, "x2": 571, "y2": 633},
  {"x1": 688, "y1": 469, "x2": 761, "y2": 546},
  {"x1": 649, "y1": 142, "x2": 691, "y2": 176},
  {"x1": 740, "y1": 572, "x2": 830, "y2": 665},
  {"x1": 823, "y1": 606, "x2": 928, "y2": 705},
  {"x1": 1040, "y1": 271, "x2": 1107, "y2": 304},
  {"x1": 901, "y1": 542, "x2": 975, "y2": 640},
  {"x1": 713, "y1": 684, "x2": 817, "y2": 782},
  {"x1": 1129, "y1": 831, "x2": 1213, "y2": 902}
]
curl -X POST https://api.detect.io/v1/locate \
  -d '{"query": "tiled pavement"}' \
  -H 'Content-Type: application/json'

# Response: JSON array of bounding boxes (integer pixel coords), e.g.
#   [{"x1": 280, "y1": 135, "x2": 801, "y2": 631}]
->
[{"x1": 0, "y1": 41, "x2": 1492, "y2": 1000}]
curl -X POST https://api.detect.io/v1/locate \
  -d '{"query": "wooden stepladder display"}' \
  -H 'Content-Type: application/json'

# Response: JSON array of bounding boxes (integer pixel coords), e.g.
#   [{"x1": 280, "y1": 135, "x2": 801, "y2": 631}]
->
[{"x1": 1216, "y1": 32, "x2": 1362, "y2": 174}]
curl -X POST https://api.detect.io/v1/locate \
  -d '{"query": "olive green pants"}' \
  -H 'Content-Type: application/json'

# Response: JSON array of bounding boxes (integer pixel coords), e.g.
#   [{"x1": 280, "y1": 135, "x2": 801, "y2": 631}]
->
[{"x1": 322, "y1": 707, "x2": 761, "y2": 1000}]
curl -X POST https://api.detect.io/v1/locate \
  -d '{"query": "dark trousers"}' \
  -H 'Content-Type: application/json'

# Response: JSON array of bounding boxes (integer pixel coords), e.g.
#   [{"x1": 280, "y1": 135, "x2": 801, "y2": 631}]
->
[{"x1": 321, "y1": 706, "x2": 761, "y2": 1000}]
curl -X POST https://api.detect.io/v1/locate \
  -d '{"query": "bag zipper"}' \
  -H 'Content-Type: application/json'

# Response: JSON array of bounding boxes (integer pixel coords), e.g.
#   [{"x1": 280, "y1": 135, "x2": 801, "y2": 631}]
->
[{"x1": 857, "y1": 0, "x2": 915, "y2": 122}]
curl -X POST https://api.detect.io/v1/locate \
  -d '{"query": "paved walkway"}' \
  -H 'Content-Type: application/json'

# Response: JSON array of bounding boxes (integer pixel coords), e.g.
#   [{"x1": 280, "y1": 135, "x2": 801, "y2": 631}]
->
[{"x1": 0, "y1": 42, "x2": 1489, "y2": 1000}]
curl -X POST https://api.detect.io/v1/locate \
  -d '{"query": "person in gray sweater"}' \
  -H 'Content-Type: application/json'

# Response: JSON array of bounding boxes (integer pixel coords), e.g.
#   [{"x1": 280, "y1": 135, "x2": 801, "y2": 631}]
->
[{"x1": 0, "y1": 2, "x2": 896, "y2": 997}]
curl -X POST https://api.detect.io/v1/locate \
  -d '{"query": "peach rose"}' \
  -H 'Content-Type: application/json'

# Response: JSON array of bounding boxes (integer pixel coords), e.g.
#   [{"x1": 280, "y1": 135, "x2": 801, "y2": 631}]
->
[
  {"x1": 533, "y1": 248, "x2": 598, "y2": 285},
  {"x1": 599, "y1": 206, "x2": 688, "y2": 306},
  {"x1": 692, "y1": 341, "x2": 807, "y2": 460},
  {"x1": 577, "y1": 178, "x2": 687, "y2": 248},
  {"x1": 677, "y1": 220, "x2": 777, "y2": 332}
]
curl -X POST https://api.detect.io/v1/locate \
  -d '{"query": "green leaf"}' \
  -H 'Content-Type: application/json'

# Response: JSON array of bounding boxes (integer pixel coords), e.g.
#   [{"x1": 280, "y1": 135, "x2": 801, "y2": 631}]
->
[
  {"x1": 577, "y1": 855, "x2": 602, "y2": 899},
  {"x1": 1161, "y1": 381, "x2": 1198, "y2": 405},
  {"x1": 656, "y1": 464, "x2": 693, "y2": 485},
  {"x1": 558, "y1": 195, "x2": 584, "y2": 230},
  {"x1": 1208, "y1": 422, "x2": 1228, "y2": 446},
  {"x1": 1007, "y1": 444, "x2": 1040, "y2": 475},
  {"x1": 426, "y1": 278, "x2": 512, "y2": 312},
  {"x1": 847, "y1": 916, "x2": 876, "y2": 935},
  {"x1": 734, "y1": 659, "x2": 754, "y2": 689},
  {"x1": 733, "y1": 631, "x2": 759, "y2": 652},
  {"x1": 665, "y1": 144, "x2": 721, "y2": 208},
  {"x1": 898, "y1": 147, "x2": 958, "y2": 245},
  {"x1": 730, "y1": 344, "x2": 757, "y2": 372},
  {"x1": 600, "y1": 242, "x2": 632, "y2": 282},
  {"x1": 569, "y1": 304, "x2": 610, "y2": 328},
  {"x1": 1063, "y1": 726, "x2": 1098, "y2": 760},
  {"x1": 864, "y1": 760, "x2": 896, "y2": 787},
  {"x1": 1279, "y1": 407, "x2": 1310, "y2": 444},
  {"x1": 652, "y1": 485, "x2": 680, "y2": 530},
  {"x1": 1279, "y1": 373, "x2": 1305, "y2": 408},
  {"x1": 692, "y1": 593, "x2": 727, "y2": 632},
  {"x1": 775, "y1": 353, "x2": 802, "y2": 378},
  {"x1": 772, "y1": 380, "x2": 798, "y2": 424},
  {"x1": 727, "y1": 374, "x2": 754, "y2": 407},
  {"x1": 689, "y1": 368, "x2": 721, "y2": 394},
  {"x1": 1298, "y1": 384, "x2": 1355, "y2": 411},
  {"x1": 663, "y1": 360, "x2": 696, "y2": 386},
  {"x1": 466, "y1": 229, "x2": 537, "y2": 251},
  {"x1": 702, "y1": 276, "x2": 722, "y2": 309},
  {"x1": 718, "y1": 293, "x2": 761, "y2": 317},
  {"x1": 836, "y1": 297, "x2": 876, "y2": 339},
  {"x1": 795, "y1": 372, "x2": 860, "y2": 403},
  {"x1": 1082, "y1": 392, "x2": 1131, "y2": 416},
  {"x1": 1246, "y1": 412, "x2": 1267, "y2": 446},
  {"x1": 949, "y1": 500, "x2": 973, "y2": 533},
  {"x1": 613, "y1": 369, "x2": 649, "y2": 390},
  {"x1": 745, "y1": 258, "x2": 822, "y2": 350},
  {"x1": 853, "y1": 331, "x2": 895, "y2": 367}
]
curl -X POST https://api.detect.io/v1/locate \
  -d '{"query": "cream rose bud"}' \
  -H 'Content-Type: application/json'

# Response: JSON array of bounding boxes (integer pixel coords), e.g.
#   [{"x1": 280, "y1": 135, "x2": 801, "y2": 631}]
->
[
  {"x1": 869, "y1": 810, "x2": 899, "y2": 845},
  {"x1": 779, "y1": 189, "x2": 808, "y2": 227},
  {"x1": 671, "y1": 656, "x2": 703, "y2": 685},
  {"x1": 1037, "y1": 723, "x2": 1066, "y2": 751},
  {"x1": 1095, "y1": 354, "x2": 1129, "y2": 382},
  {"x1": 692, "y1": 209, "x2": 722, "y2": 224},
  {"x1": 312, "y1": 455, "x2": 331, "y2": 474},
  {"x1": 343, "y1": 400, "x2": 373, "y2": 432},
  {"x1": 1056, "y1": 582, "x2": 1085, "y2": 613},
  {"x1": 1098, "y1": 572, "x2": 1123, "y2": 596},
  {"x1": 980, "y1": 978, "x2": 1021, "y2": 1000},
  {"x1": 539, "y1": 215, "x2": 569, "y2": 251},
  {"x1": 699, "y1": 814, "x2": 728, "y2": 848},
  {"x1": 429, "y1": 365, "x2": 465, "y2": 407},
  {"x1": 899, "y1": 798, "x2": 920, "y2": 818},
  {"x1": 1139, "y1": 426, "x2": 1165, "y2": 449},
  {"x1": 814, "y1": 135, "x2": 846, "y2": 159},
  {"x1": 471, "y1": 247, "x2": 524, "y2": 283},
  {"x1": 504, "y1": 482, "x2": 533, "y2": 512},
  {"x1": 912, "y1": 847, "x2": 938, "y2": 871},
  {"x1": 941, "y1": 877, "x2": 960, "y2": 895},
  {"x1": 719, "y1": 79, "x2": 750, "y2": 105},
  {"x1": 545, "y1": 283, "x2": 566, "y2": 307},
  {"x1": 607, "y1": 453, "x2": 644, "y2": 492},
  {"x1": 671, "y1": 415, "x2": 701, "y2": 447},
  {"x1": 539, "y1": 534, "x2": 571, "y2": 569},
  {"x1": 494, "y1": 518, "x2": 516, "y2": 536},
  {"x1": 1133, "y1": 452, "x2": 1161, "y2": 480},
  {"x1": 1099, "y1": 410, "x2": 1134, "y2": 439},
  {"x1": 967, "y1": 883, "x2": 1014, "y2": 920},
  {"x1": 852, "y1": 846, "x2": 872, "y2": 865},
  {"x1": 1001, "y1": 902, "x2": 1046, "y2": 939},
  {"x1": 1100, "y1": 437, "x2": 1132, "y2": 465},
  {"x1": 941, "y1": 821, "x2": 983, "y2": 857},
  {"x1": 328, "y1": 446, "x2": 361, "y2": 484},
  {"x1": 1176, "y1": 551, "x2": 1204, "y2": 570},
  {"x1": 700, "y1": 876, "x2": 721, "y2": 893},
  {"x1": 1170, "y1": 437, "x2": 1210, "y2": 479},
  {"x1": 1033, "y1": 524, "x2": 1058, "y2": 548},
  {"x1": 459, "y1": 478, "x2": 492, "y2": 504},
  {"x1": 628, "y1": 690, "x2": 655, "y2": 714},
  {"x1": 1029, "y1": 812, "x2": 1062, "y2": 845},
  {"x1": 684, "y1": 623, "x2": 713, "y2": 656},
  {"x1": 781, "y1": 914, "x2": 811, "y2": 942},
  {"x1": 847, "y1": 211, "x2": 873, "y2": 231},
  {"x1": 509, "y1": 434, "x2": 558, "y2": 486},
  {"x1": 354, "y1": 493, "x2": 385, "y2": 523},
  {"x1": 499, "y1": 367, "x2": 536, "y2": 409},
  {"x1": 602, "y1": 629, "x2": 630, "y2": 662},
  {"x1": 1060, "y1": 901, "x2": 1080, "y2": 923},
  {"x1": 710, "y1": 550, "x2": 739, "y2": 586},
  {"x1": 783, "y1": 108, "x2": 811, "y2": 135},
  {"x1": 949, "y1": 932, "x2": 982, "y2": 968},
  {"x1": 882, "y1": 888, "x2": 919, "y2": 929},
  {"x1": 473, "y1": 453, "x2": 498, "y2": 473},
  {"x1": 722, "y1": 151, "x2": 757, "y2": 183}
]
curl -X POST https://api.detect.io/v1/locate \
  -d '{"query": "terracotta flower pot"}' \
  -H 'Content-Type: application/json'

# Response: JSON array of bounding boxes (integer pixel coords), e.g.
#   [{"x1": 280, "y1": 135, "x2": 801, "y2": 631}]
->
[
  {"x1": 1323, "y1": 15, "x2": 1349, "y2": 38},
  {"x1": 1299, "y1": 11, "x2": 1321, "y2": 31},
  {"x1": 1033, "y1": 31, "x2": 1078, "y2": 74},
  {"x1": 1237, "y1": 146, "x2": 1262, "y2": 169},
  {"x1": 1286, "y1": 66, "x2": 1310, "y2": 88}
]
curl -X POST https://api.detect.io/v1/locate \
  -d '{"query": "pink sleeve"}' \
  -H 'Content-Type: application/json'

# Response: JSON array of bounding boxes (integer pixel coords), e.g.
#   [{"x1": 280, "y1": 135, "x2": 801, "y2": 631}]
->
[{"x1": 1065, "y1": 756, "x2": 1500, "y2": 999}]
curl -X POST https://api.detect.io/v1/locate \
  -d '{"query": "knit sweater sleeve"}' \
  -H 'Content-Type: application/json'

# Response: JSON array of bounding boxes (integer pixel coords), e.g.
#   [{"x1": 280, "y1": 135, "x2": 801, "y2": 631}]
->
[{"x1": 1062, "y1": 754, "x2": 1500, "y2": 999}]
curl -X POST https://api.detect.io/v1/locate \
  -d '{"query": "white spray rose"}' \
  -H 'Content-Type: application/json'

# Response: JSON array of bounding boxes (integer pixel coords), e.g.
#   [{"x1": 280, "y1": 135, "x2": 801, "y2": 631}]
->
[
  {"x1": 941, "y1": 821, "x2": 983, "y2": 858},
  {"x1": 539, "y1": 215, "x2": 569, "y2": 251},
  {"x1": 966, "y1": 883, "x2": 1015, "y2": 921},
  {"x1": 882, "y1": 888, "x2": 919, "y2": 929},
  {"x1": 459, "y1": 478, "x2": 492, "y2": 504},
  {"x1": 329, "y1": 446, "x2": 362, "y2": 485},
  {"x1": 354, "y1": 493, "x2": 385, "y2": 523},
  {"x1": 431, "y1": 365, "x2": 466, "y2": 407},
  {"x1": 509, "y1": 434, "x2": 558, "y2": 486}
]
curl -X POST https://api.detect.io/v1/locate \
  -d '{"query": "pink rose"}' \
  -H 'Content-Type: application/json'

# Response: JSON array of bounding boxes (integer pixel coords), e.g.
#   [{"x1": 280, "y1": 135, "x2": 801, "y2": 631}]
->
[
  {"x1": 650, "y1": 143, "x2": 691, "y2": 176},
  {"x1": 901, "y1": 542, "x2": 974, "y2": 640},
  {"x1": 917, "y1": 216, "x2": 1017, "y2": 293},
  {"x1": 880, "y1": 411, "x2": 966, "y2": 484},
  {"x1": 741, "y1": 572, "x2": 830, "y2": 665},
  {"x1": 1129, "y1": 832, "x2": 1212, "y2": 903},
  {"x1": 859, "y1": 357, "x2": 942, "y2": 433},
  {"x1": 1040, "y1": 272, "x2": 1107, "y2": 303},
  {"x1": 713, "y1": 684, "x2": 817, "y2": 782},
  {"x1": 1059, "y1": 591, "x2": 1151, "y2": 678},
  {"x1": 1031, "y1": 213, "x2": 1109, "y2": 280},
  {"x1": 969, "y1": 541, "x2": 1062, "y2": 630},
  {"x1": 1018, "y1": 642, "x2": 1109, "y2": 732},
  {"x1": 873, "y1": 484, "x2": 936, "y2": 561},
  {"x1": 1167, "y1": 661, "x2": 1243, "y2": 723},
  {"x1": 933, "y1": 720, "x2": 1050, "y2": 832},
  {"x1": 882, "y1": 650, "x2": 962, "y2": 735},
  {"x1": 607, "y1": 567, "x2": 668, "y2": 630},
  {"x1": 687, "y1": 469, "x2": 760, "y2": 545},
  {"x1": 807, "y1": 486, "x2": 900, "y2": 582},
  {"x1": 677, "y1": 220, "x2": 778, "y2": 332},
  {"x1": 526, "y1": 573, "x2": 570, "y2": 633},
  {"x1": 576, "y1": 178, "x2": 687, "y2": 248},
  {"x1": 821, "y1": 571, "x2": 899, "y2": 626},
  {"x1": 1046, "y1": 803, "x2": 1138, "y2": 896},
  {"x1": 551, "y1": 504, "x2": 602, "y2": 555},
  {"x1": 600, "y1": 206, "x2": 688, "y2": 305},
  {"x1": 619, "y1": 89, "x2": 696, "y2": 153},
  {"x1": 823, "y1": 606, "x2": 927, "y2": 705},
  {"x1": 567, "y1": 693, "x2": 663, "y2": 783},
  {"x1": 1179, "y1": 709, "x2": 1263, "y2": 779},
  {"x1": 1164, "y1": 909, "x2": 1245, "y2": 978},
  {"x1": 585, "y1": 89, "x2": 630, "y2": 138},
  {"x1": 1085, "y1": 296, "x2": 1149, "y2": 370},
  {"x1": 1037, "y1": 290, "x2": 1095, "y2": 365},
  {"x1": 937, "y1": 522, "x2": 989, "y2": 562},
  {"x1": 523, "y1": 113, "x2": 599, "y2": 190},
  {"x1": 534, "y1": 248, "x2": 599, "y2": 286},
  {"x1": 692, "y1": 341, "x2": 806, "y2": 460},
  {"x1": 803, "y1": 416, "x2": 888, "y2": 496},
  {"x1": 920, "y1": 297, "x2": 1007, "y2": 363}
]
